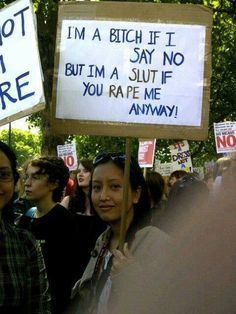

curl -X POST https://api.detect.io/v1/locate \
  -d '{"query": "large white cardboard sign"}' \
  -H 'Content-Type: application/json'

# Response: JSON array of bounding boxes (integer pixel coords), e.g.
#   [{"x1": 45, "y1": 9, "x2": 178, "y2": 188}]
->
[
  {"x1": 52, "y1": 2, "x2": 212, "y2": 140},
  {"x1": 0, "y1": 0, "x2": 45, "y2": 126},
  {"x1": 56, "y1": 20, "x2": 205, "y2": 127}
]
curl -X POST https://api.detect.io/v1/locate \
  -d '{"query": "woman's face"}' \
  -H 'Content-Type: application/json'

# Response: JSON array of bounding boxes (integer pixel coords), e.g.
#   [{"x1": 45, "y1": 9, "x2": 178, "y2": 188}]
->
[
  {"x1": 77, "y1": 163, "x2": 91, "y2": 188},
  {"x1": 91, "y1": 161, "x2": 140, "y2": 225},
  {"x1": 0, "y1": 151, "x2": 15, "y2": 212}
]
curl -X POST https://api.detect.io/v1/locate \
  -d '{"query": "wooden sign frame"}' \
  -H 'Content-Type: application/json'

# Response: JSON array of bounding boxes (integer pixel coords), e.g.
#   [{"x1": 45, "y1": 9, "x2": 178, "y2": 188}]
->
[{"x1": 51, "y1": 2, "x2": 212, "y2": 140}]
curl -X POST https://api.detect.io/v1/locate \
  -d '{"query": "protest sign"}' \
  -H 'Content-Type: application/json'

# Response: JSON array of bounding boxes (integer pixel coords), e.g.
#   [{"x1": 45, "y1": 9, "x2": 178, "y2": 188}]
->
[
  {"x1": 57, "y1": 142, "x2": 78, "y2": 171},
  {"x1": 169, "y1": 140, "x2": 193, "y2": 172},
  {"x1": 138, "y1": 139, "x2": 156, "y2": 168},
  {"x1": 51, "y1": 2, "x2": 212, "y2": 140},
  {"x1": 0, "y1": 0, "x2": 45, "y2": 126},
  {"x1": 155, "y1": 162, "x2": 173, "y2": 177},
  {"x1": 214, "y1": 121, "x2": 236, "y2": 154}
]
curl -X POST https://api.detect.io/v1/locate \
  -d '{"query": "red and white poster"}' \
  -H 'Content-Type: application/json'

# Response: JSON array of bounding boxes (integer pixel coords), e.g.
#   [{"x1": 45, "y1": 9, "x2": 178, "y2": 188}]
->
[
  {"x1": 57, "y1": 142, "x2": 78, "y2": 171},
  {"x1": 214, "y1": 121, "x2": 236, "y2": 154},
  {"x1": 138, "y1": 139, "x2": 156, "y2": 168}
]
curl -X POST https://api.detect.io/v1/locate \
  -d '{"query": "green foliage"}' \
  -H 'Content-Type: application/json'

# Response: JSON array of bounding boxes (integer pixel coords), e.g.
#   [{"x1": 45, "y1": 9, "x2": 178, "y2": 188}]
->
[
  {"x1": 0, "y1": 129, "x2": 41, "y2": 168},
  {"x1": 69, "y1": 135, "x2": 139, "y2": 160}
]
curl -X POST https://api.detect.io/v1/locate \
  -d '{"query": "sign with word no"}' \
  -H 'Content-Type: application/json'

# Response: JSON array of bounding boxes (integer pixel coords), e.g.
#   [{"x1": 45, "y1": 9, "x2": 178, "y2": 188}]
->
[
  {"x1": 214, "y1": 121, "x2": 236, "y2": 154},
  {"x1": 57, "y1": 142, "x2": 78, "y2": 171}
]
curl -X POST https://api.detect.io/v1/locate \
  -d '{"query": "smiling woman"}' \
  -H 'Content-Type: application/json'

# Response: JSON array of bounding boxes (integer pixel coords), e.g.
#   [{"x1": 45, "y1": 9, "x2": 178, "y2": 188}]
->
[{"x1": 67, "y1": 152, "x2": 170, "y2": 314}]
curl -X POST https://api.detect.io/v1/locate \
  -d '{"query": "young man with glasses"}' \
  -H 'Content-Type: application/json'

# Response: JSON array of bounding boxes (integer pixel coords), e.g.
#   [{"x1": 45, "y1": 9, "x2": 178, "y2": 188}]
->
[{"x1": 18, "y1": 156, "x2": 82, "y2": 314}]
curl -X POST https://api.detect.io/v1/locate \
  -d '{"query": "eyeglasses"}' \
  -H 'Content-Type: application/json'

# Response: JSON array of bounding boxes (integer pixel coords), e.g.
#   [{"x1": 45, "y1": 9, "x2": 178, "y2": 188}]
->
[
  {"x1": 0, "y1": 169, "x2": 14, "y2": 182},
  {"x1": 93, "y1": 152, "x2": 126, "y2": 166},
  {"x1": 23, "y1": 173, "x2": 45, "y2": 183}
]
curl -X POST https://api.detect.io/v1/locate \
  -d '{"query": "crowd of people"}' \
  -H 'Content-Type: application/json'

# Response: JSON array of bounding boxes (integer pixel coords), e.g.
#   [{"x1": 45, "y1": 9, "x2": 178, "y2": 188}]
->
[{"x1": 0, "y1": 140, "x2": 235, "y2": 313}]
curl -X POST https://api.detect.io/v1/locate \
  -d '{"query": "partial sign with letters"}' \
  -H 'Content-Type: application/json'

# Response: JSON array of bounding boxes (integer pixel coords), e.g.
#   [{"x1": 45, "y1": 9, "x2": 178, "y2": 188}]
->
[
  {"x1": 57, "y1": 142, "x2": 78, "y2": 171},
  {"x1": 155, "y1": 161, "x2": 173, "y2": 177},
  {"x1": 214, "y1": 121, "x2": 236, "y2": 154},
  {"x1": 0, "y1": 0, "x2": 45, "y2": 126},
  {"x1": 169, "y1": 140, "x2": 193, "y2": 172}
]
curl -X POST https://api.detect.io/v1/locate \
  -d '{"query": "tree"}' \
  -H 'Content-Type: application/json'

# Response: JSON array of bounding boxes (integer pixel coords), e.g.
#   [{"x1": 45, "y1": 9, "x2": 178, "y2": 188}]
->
[{"x1": 0, "y1": 129, "x2": 41, "y2": 167}]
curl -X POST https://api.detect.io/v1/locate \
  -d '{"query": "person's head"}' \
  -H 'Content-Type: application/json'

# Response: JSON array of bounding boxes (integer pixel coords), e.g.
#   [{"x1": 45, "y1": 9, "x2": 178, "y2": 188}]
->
[
  {"x1": 164, "y1": 174, "x2": 209, "y2": 234},
  {"x1": 0, "y1": 141, "x2": 19, "y2": 221},
  {"x1": 24, "y1": 156, "x2": 69, "y2": 203},
  {"x1": 91, "y1": 152, "x2": 150, "y2": 229},
  {"x1": 77, "y1": 159, "x2": 93, "y2": 188},
  {"x1": 168, "y1": 170, "x2": 188, "y2": 188},
  {"x1": 146, "y1": 171, "x2": 165, "y2": 206}
]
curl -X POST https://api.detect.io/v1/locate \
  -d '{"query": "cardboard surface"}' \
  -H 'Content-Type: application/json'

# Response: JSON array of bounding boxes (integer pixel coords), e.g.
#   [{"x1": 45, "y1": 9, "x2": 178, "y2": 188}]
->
[
  {"x1": 0, "y1": 0, "x2": 45, "y2": 126},
  {"x1": 51, "y1": 2, "x2": 212, "y2": 140}
]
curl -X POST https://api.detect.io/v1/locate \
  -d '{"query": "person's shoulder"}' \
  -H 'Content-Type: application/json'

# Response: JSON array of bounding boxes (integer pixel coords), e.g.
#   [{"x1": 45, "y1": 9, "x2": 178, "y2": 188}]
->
[
  {"x1": 53, "y1": 203, "x2": 72, "y2": 216},
  {"x1": 132, "y1": 225, "x2": 171, "y2": 254},
  {"x1": 4, "y1": 222, "x2": 37, "y2": 247},
  {"x1": 137, "y1": 225, "x2": 170, "y2": 241}
]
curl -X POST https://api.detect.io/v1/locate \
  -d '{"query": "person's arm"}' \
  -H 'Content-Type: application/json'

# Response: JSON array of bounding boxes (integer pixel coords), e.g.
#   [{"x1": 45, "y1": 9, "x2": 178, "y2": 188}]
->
[{"x1": 24, "y1": 232, "x2": 51, "y2": 314}]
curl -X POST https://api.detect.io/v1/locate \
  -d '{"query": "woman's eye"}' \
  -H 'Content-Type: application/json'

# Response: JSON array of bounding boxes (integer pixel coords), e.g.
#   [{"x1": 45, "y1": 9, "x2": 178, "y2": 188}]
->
[
  {"x1": 92, "y1": 185, "x2": 101, "y2": 191},
  {"x1": 111, "y1": 184, "x2": 121, "y2": 190}
]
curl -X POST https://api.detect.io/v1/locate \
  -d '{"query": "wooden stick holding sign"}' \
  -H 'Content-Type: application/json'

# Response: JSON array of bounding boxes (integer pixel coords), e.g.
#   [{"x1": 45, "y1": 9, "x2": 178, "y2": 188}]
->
[{"x1": 119, "y1": 137, "x2": 132, "y2": 250}]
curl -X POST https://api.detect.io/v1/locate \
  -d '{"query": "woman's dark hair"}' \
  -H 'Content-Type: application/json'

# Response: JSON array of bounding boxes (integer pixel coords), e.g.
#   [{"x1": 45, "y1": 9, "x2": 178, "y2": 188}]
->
[
  {"x1": 28, "y1": 156, "x2": 69, "y2": 202},
  {"x1": 92, "y1": 152, "x2": 151, "y2": 228},
  {"x1": 167, "y1": 174, "x2": 208, "y2": 207},
  {"x1": 146, "y1": 171, "x2": 165, "y2": 205},
  {"x1": 80, "y1": 159, "x2": 93, "y2": 172},
  {"x1": 68, "y1": 159, "x2": 93, "y2": 214},
  {"x1": 0, "y1": 141, "x2": 20, "y2": 223},
  {"x1": 169, "y1": 170, "x2": 188, "y2": 181}
]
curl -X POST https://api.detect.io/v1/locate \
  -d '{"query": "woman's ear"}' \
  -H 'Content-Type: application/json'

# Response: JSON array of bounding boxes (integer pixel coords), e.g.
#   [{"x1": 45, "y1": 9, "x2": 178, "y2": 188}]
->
[{"x1": 132, "y1": 186, "x2": 142, "y2": 204}]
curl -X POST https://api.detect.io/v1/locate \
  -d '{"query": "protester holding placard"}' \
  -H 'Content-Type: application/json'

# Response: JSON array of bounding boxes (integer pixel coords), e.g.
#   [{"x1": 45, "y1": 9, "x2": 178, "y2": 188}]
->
[
  {"x1": 17, "y1": 156, "x2": 80, "y2": 314},
  {"x1": 0, "y1": 141, "x2": 51, "y2": 313},
  {"x1": 67, "y1": 152, "x2": 169, "y2": 314}
]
